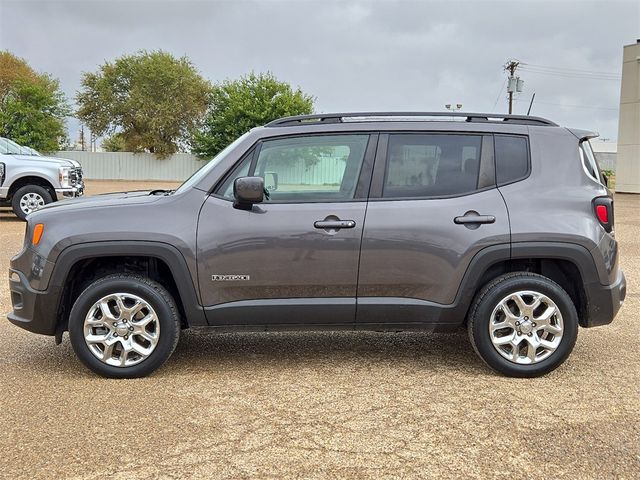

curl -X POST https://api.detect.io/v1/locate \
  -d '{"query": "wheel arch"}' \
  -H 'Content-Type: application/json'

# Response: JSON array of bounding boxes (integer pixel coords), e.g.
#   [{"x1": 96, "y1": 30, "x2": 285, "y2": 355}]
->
[
  {"x1": 453, "y1": 242, "x2": 600, "y2": 327},
  {"x1": 51, "y1": 241, "x2": 207, "y2": 335},
  {"x1": 8, "y1": 175, "x2": 56, "y2": 200}
]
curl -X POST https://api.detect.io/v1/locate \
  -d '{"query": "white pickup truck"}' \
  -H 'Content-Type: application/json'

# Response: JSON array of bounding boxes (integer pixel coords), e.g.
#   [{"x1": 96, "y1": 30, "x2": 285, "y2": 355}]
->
[{"x1": 0, "y1": 137, "x2": 84, "y2": 219}]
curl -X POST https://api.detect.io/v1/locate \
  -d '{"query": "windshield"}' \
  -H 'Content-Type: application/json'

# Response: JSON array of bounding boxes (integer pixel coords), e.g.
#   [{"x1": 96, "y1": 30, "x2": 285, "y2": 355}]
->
[
  {"x1": 0, "y1": 137, "x2": 38, "y2": 155},
  {"x1": 175, "y1": 131, "x2": 252, "y2": 194},
  {"x1": 0, "y1": 137, "x2": 24, "y2": 154},
  {"x1": 25, "y1": 147, "x2": 41, "y2": 156}
]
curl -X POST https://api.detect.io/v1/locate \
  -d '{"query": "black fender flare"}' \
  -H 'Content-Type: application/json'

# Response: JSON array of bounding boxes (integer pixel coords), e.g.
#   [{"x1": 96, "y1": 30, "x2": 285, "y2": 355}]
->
[
  {"x1": 50, "y1": 241, "x2": 206, "y2": 327},
  {"x1": 441, "y1": 241, "x2": 602, "y2": 324}
]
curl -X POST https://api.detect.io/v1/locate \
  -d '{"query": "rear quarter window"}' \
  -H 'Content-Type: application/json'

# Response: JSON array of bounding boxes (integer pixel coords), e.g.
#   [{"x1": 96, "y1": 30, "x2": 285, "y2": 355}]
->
[
  {"x1": 579, "y1": 140, "x2": 604, "y2": 185},
  {"x1": 494, "y1": 135, "x2": 530, "y2": 185}
]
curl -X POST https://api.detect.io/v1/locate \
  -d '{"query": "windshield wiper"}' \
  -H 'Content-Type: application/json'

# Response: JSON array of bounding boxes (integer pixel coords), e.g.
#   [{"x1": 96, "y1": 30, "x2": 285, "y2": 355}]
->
[{"x1": 149, "y1": 189, "x2": 175, "y2": 196}]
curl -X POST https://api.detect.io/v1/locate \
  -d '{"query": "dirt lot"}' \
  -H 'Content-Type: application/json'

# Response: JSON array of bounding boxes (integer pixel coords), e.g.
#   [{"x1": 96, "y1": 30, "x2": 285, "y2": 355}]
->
[{"x1": 0, "y1": 180, "x2": 638, "y2": 479}]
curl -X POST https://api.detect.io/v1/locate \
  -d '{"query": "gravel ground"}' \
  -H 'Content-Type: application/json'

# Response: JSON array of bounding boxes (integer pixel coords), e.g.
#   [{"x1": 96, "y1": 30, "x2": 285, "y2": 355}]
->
[{"x1": 0, "y1": 181, "x2": 638, "y2": 479}]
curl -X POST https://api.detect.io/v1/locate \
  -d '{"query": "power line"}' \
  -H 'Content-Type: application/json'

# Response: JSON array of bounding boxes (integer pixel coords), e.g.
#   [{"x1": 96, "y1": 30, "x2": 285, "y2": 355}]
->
[
  {"x1": 535, "y1": 101, "x2": 618, "y2": 111},
  {"x1": 520, "y1": 62, "x2": 621, "y2": 77},
  {"x1": 492, "y1": 77, "x2": 507, "y2": 112},
  {"x1": 520, "y1": 68, "x2": 621, "y2": 81},
  {"x1": 520, "y1": 62, "x2": 620, "y2": 80},
  {"x1": 521, "y1": 68, "x2": 620, "y2": 79},
  {"x1": 515, "y1": 99, "x2": 618, "y2": 111}
]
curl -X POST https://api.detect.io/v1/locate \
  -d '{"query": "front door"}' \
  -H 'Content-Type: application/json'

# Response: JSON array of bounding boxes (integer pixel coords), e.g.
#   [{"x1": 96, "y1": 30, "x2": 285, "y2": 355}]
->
[
  {"x1": 197, "y1": 133, "x2": 377, "y2": 326},
  {"x1": 357, "y1": 132, "x2": 510, "y2": 326}
]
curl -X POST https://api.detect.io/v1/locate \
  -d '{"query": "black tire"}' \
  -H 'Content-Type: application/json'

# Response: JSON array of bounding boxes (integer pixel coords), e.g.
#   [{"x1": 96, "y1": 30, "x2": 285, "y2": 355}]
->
[
  {"x1": 68, "y1": 274, "x2": 180, "y2": 378},
  {"x1": 11, "y1": 184, "x2": 53, "y2": 220},
  {"x1": 468, "y1": 272, "x2": 578, "y2": 377}
]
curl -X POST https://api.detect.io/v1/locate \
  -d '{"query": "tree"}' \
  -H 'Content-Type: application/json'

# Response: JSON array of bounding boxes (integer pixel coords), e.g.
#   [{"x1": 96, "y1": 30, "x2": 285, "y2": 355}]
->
[
  {"x1": 191, "y1": 72, "x2": 315, "y2": 159},
  {"x1": 76, "y1": 50, "x2": 211, "y2": 158},
  {"x1": 101, "y1": 133, "x2": 126, "y2": 152},
  {"x1": 0, "y1": 51, "x2": 70, "y2": 151}
]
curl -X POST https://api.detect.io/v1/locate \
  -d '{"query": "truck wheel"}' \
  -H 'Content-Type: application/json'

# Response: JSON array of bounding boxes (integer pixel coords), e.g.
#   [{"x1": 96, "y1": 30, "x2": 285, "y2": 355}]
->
[
  {"x1": 11, "y1": 185, "x2": 53, "y2": 220},
  {"x1": 467, "y1": 272, "x2": 578, "y2": 377},
  {"x1": 68, "y1": 274, "x2": 180, "y2": 378}
]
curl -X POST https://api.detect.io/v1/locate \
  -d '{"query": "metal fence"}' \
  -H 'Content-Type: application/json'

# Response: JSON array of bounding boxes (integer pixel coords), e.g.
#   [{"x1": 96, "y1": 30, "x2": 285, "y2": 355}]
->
[
  {"x1": 594, "y1": 152, "x2": 616, "y2": 172},
  {"x1": 54, "y1": 151, "x2": 204, "y2": 181},
  {"x1": 53, "y1": 151, "x2": 350, "y2": 183},
  {"x1": 54, "y1": 150, "x2": 619, "y2": 182}
]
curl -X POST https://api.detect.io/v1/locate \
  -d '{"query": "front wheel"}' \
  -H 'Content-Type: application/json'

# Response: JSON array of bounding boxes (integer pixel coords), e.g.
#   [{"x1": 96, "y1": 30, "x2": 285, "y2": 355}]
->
[
  {"x1": 68, "y1": 274, "x2": 180, "y2": 378},
  {"x1": 468, "y1": 272, "x2": 578, "y2": 377},
  {"x1": 11, "y1": 185, "x2": 53, "y2": 220}
]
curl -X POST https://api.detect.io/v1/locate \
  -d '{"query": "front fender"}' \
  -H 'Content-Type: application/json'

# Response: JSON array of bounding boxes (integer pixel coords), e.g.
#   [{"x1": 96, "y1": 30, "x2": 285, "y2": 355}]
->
[
  {"x1": 6, "y1": 170, "x2": 59, "y2": 191},
  {"x1": 49, "y1": 241, "x2": 206, "y2": 327}
]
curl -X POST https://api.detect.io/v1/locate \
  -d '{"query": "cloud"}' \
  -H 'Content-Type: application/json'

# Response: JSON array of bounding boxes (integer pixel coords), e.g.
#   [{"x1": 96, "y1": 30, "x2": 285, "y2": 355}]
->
[{"x1": 1, "y1": 0, "x2": 637, "y2": 141}]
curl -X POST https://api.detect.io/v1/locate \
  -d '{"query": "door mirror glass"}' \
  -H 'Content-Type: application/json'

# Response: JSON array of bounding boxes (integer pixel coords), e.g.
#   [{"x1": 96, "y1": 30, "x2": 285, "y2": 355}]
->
[
  {"x1": 264, "y1": 171, "x2": 278, "y2": 192},
  {"x1": 233, "y1": 176, "x2": 264, "y2": 208}
]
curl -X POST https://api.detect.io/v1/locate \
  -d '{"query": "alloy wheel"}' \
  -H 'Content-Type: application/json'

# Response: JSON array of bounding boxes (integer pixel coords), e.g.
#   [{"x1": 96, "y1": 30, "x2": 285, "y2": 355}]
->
[
  {"x1": 488, "y1": 290, "x2": 564, "y2": 364},
  {"x1": 83, "y1": 293, "x2": 160, "y2": 367}
]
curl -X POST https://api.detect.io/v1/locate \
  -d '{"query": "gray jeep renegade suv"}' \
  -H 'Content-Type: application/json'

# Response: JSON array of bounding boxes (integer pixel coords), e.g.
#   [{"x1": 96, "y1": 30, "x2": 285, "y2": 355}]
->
[{"x1": 7, "y1": 112, "x2": 626, "y2": 378}]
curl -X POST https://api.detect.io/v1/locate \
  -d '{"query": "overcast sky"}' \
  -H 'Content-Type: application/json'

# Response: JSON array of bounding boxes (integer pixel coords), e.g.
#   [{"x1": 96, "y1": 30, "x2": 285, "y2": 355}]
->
[{"x1": 1, "y1": 0, "x2": 638, "y2": 143}]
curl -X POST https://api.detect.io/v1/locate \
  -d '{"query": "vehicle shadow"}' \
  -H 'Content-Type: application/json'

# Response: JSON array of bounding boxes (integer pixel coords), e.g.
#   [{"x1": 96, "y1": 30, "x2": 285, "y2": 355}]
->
[
  {"x1": 166, "y1": 329, "x2": 485, "y2": 375},
  {"x1": 0, "y1": 209, "x2": 21, "y2": 222},
  {"x1": 19, "y1": 329, "x2": 488, "y2": 378}
]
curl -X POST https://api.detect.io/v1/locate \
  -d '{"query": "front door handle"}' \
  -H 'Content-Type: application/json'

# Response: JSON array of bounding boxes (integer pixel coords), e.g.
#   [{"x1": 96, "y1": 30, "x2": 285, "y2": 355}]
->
[
  {"x1": 454, "y1": 211, "x2": 496, "y2": 229},
  {"x1": 314, "y1": 219, "x2": 356, "y2": 229}
]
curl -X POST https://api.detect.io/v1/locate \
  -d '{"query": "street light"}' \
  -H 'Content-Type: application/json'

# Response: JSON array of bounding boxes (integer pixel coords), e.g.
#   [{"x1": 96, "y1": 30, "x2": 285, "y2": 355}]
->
[{"x1": 445, "y1": 103, "x2": 463, "y2": 112}]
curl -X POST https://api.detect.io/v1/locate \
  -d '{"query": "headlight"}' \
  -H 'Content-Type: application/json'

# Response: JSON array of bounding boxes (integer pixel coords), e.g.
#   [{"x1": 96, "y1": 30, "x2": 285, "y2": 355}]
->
[
  {"x1": 0, "y1": 162, "x2": 5, "y2": 186},
  {"x1": 58, "y1": 166, "x2": 71, "y2": 188}
]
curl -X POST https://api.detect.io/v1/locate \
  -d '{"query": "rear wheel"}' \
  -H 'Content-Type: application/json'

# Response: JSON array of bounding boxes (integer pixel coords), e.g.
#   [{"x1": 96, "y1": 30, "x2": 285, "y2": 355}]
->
[
  {"x1": 68, "y1": 274, "x2": 180, "y2": 378},
  {"x1": 468, "y1": 272, "x2": 578, "y2": 377},
  {"x1": 11, "y1": 185, "x2": 53, "y2": 220}
]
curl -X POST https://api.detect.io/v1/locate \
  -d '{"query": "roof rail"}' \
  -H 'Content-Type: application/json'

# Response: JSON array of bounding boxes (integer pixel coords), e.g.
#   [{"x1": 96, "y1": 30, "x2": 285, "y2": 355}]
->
[{"x1": 265, "y1": 112, "x2": 558, "y2": 127}]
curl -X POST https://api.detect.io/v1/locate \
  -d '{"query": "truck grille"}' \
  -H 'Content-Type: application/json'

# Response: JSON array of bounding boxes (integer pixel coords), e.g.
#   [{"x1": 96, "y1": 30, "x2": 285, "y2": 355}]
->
[{"x1": 69, "y1": 167, "x2": 83, "y2": 186}]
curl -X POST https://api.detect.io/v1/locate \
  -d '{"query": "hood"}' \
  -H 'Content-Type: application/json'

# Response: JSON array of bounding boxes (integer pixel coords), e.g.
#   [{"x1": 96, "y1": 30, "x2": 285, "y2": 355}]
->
[
  {"x1": 32, "y1": 190, "x2": 165, "y2": 217},
  {"x1": 10, "y1": 154, "x2": 81, "y2": 168}
]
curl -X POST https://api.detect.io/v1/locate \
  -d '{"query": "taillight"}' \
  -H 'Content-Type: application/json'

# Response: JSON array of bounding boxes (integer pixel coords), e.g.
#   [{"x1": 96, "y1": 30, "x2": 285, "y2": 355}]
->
[
  {"x1": 593, "y1": 197, "x2": 614, "y2": 233},
  {"x1": 596, "y1": 205, "x2": 608, "y2": 223}
]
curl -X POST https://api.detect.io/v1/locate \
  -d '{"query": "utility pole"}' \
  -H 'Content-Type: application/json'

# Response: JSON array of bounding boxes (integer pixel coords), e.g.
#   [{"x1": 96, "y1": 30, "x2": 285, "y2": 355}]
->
[
  {"x1": 79, "y1": 125, "x2": 85, "y2": 151},
  {"x1": 504, "y1": 60, "x2": 524, "y2": 114}
]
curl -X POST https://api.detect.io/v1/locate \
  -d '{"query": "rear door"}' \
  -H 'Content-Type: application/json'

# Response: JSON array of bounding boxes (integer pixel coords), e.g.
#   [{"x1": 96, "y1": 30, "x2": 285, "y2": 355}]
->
[
  {"x1": 198, "y1": 133, "x2": 377, "y2": 326},
  {"x1": 356, "y1": 132, "x2": 510, "y2": 326}
]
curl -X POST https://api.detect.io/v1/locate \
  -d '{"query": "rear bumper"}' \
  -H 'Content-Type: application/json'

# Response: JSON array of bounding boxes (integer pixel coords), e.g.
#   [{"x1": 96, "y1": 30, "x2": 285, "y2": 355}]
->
[
  {"x1": 583, "y1": 269, "x2": 626, "y2": 327},
  {"x1": 7, "y1": 268, "x2": 60, "y2": 336}
]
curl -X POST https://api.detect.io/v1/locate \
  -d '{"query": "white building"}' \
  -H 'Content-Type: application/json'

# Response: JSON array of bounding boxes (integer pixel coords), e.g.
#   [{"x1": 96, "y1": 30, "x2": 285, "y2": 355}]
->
[{"x1": 616, "y1": 40, "x2": 640, "y2": 193}]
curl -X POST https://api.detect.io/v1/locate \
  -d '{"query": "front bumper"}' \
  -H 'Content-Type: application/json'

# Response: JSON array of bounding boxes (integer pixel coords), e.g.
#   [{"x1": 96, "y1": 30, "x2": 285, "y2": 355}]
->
[
  {"x1": 583, "y1": 269, "x2": 626, "y2": 327},
  {"x1": 7, "y1": 268, "x2": 61, "y2": 336},
  {"x1": 55, "y1": 183, "x2": 84, "y2": 201}
]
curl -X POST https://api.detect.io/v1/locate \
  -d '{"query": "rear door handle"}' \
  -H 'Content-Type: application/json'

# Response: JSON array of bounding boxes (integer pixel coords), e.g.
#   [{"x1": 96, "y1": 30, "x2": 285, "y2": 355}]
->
[
  {"x1": 454, "y1": 215, "x2": 495, "y2": 224},
  {"x1": 314, "y1": 220, "x2": 356, "y2": 229},
  {"x1": 454, "y1": 211, "x2": 496, "y2": 228}
]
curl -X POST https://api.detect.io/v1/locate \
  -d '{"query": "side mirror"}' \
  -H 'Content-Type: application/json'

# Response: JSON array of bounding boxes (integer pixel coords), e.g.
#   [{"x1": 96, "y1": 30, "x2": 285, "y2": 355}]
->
[
  {"x1": 264, "y1": 171, "x2": 278, "y2": 192},
  {"x1": 233, "y1": 176, "x2": 264, "y2": 209}
]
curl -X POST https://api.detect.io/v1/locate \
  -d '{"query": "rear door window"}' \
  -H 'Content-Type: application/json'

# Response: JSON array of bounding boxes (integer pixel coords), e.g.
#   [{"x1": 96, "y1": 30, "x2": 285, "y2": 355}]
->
[{"x1": 383, "y1": 134, "x2": 483, "y2": 198}]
